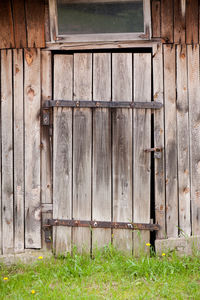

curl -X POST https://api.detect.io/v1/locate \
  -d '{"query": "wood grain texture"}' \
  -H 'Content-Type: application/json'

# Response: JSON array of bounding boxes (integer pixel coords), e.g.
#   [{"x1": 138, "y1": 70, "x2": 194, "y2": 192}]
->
[
  {"x1": 161, "y1": 0, "x2": 174, "y2": 43},
  {"x1": 0, "y1": 0, "x2": 15, "y2": 48},
  {"x1": 13, "y1": 49, "x2": 24, "y2": 253},
  {"x1": 73, "y1": 53, "x2": 92, "y2": 253},
  {"x1": 92, "y1": 53, "x2": 111, "y2": 249},
  {"x1": 0, "y1": 51, "x2": 1, "y2": 253},
  {"x1": 53, "y1": 54, "x2": 73, "y2": 255},
  {"x1": 151, "y1": 0, "x2": 161, "y2": 38},
  {"x1": 133, "y1": 53, "x2": 151, "y2": 255},
  {"x1": 153, "y1": 44, "x2": 165, "y2": 239},
  {"x1": 41, "y1": 51, "x2": 52, "y2": 205},
  {"x1": 25, "y1": 0, "x2": 45, "y2": 48},
  {"x1": 176, "y1": 45, "x2": 191, "y2": 237},
  {"x1": 163, "y1": 45, "x2": 178, "y2": 238},
  {"x1": 112, "y1": 53, "x2": 132, "y2": 253},
  {"x1": 174, "y1": 0, "x2": 186, "y2": 44},
  {"x1": 41, "y1": 51, "x2": 52, "y2": 250},
  {"x1": 12, "y1": 0, "x2": 27, "y2": 48},
  {"x1": 186, "y1": 0, "x2": 198, "y2": 44},
  {"x1": 1, "y1": 50, "x2": 14, "y2": 254},
  {"x1": 24, "y1": 48, "x2": 41, "y2": 248},
  {"x1": 187, "y1": 45, "x2": 200, "y2": 235}
]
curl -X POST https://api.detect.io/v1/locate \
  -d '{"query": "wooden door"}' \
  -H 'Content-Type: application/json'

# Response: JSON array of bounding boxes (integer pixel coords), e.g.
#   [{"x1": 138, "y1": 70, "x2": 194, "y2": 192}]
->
[{"x1": 52, "y1": 51, "x2": 152, "y2": 255}]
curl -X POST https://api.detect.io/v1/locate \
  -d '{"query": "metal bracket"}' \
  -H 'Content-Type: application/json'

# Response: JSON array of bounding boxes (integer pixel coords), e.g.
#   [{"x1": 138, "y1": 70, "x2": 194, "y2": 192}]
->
[
  {"x1": 42, "y1": 224, "x2": 52, "y2": 243},
  {"x1": 42, "y1": 109, "x2": 50, "y2": 126},
  {"x1": 43, "y1": 100, "x2": 163, "y2": 110},
  {"x1": 44, "y1": 219, "x2": 160, "y2": 231}
]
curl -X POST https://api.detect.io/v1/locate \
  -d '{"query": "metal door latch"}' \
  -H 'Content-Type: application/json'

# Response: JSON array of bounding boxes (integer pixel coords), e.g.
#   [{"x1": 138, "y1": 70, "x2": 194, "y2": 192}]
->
[{"x1": 144, "y1": 147, "x2": 163, "y2": 159}]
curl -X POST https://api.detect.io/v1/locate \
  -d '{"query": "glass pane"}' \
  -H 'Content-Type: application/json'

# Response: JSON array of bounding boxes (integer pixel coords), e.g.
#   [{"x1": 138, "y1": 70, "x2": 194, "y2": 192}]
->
[{"x1": 57, "y1": 0, "x2": 144, "y2": 35}]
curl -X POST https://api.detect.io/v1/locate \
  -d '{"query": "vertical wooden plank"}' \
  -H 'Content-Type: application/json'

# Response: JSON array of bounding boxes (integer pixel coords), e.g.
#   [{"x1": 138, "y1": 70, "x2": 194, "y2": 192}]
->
[
  {"x1": 0, "y1": 50, "x2": 1, "y2": 254},
  {"x1": 161, "y1": 0, "x2": 174, "y2": 43},
  {"x1": 24, "y1": 48, "x2": 41, "y2": 248},
  {"x1": 151, "y1": 0, "x2": 161, "y2": 38},
  {"x1": 176, "y1": 45, "x2": 191, "y2": 237},
  {"x1": 73, "y1": 53, "x2": 92, "y2": 252},
  {"x1": 164, "y1": 45, "x2": 178, "y2": 238},
  {"x1": 92, "y1": 53, "x2": 111, "y2": 249},
  {"x1": 53, "y1": 54, "x2": 73, "y2": 255},
  {"x1": 186, "y1": 0, "x2": 198, "y2": 44},
  {"x1": 153, "y1": 44, "x2": 165, "y2": 239},
  {"x1": 174, "y1": 0, "x2": 186, "y2": 44},
  {"x1": 1, "y1": 50, "x2": 13, "y2": 254},
  {"x1": 13, "y1": 49, "x2": 24, "y2": 253},
  {"x1": 45, "y1": 1, "x2": 51, "y2": 42},
  {"x1": 12, "y1": 0, "x2": 27, "y2": 48},
  {"x1": 25, "y1": 0, "x2": 45, "y2": 48},
  {"x1": 112, "y1": 53, "x2": 132, "y2": 253},
  {"x1": 188, "y1": 45, "x2": 200, "y2": 235},
  {"x1": 73, "y1": 53, "x2": 92, "y2": 253},
  {"x1": 41, "y1": 51, "x2": 52, "y2": 250},
  {"x1": 0, "y1": 0, "x2": 15, "y2": 49},
  {"x1": 133, "y1": 53, "x2": 151, "y2": 254}
]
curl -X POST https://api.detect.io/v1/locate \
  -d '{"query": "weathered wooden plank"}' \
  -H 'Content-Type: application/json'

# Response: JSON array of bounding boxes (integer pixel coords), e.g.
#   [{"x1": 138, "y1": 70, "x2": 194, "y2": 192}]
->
[
  {"x1": 1, "y1": 50, "x2": 13, "y2": 254},
  {"x1": 24, "y1": 48, "x2": 41, "y2": 248},
  {"x1": 186, "y1": 0, "x2": 198, "y2": 44},
  {"x1": 13, "y1": 49, "x2": 24, "y2": 253},
  {"x1": 53, "y1": 54, "x2": 73, "y2": 255},
  {"x1": 25, "y1": 0, "x2": 45, "y2": 48},
  {"x1": 0, "y1": 1, "x2": 15, "y2": 48},
  {"x1": 45, "y1": 1, "x2": 51, "y2": 42},
  {"x1": 153, "y1": 44, "x2": 165, "y2": 239},
  {"x1": 133, "y1": 53, "x2": 151, "y2": 255},
  {"x1": 112, "y1": 53, "x2": 132, "y2": 253},
  {"x1": 176, "y1": 45, "x2": 191, "y2": 236},
  {"x1": 41, "y1": 51, "x2": 52, "y2": 205},
  {"x1": 73, "y1": 53, "x2": 92, "y2": 253},
  {"x1": 174, "y1": 0, "x2": 186, "y2": 44},
  {"x1": 187, "y1": 45, "x2": 200, "y2": 235},
  {"x1": 163, "y1": 45, "x2": 178, "y2": 238},
  {"x1": 0, "y1": 52, "x2": 1, "y2": 254},
  {"x1": 92, "y1": 53, "x2": 111, "y2": 249},
  {"x1": 151, "y1": 0, "x2": 161, "y2": 38},
  {"x1": 161, "y1": 0, "x2": 173, "y2": 43},
  {"x1": 12, "y1": 0, "x2": 27, "y2": 48},
  {"x1": 41, "y1": 51, "x2": 52, "y2": 250}
]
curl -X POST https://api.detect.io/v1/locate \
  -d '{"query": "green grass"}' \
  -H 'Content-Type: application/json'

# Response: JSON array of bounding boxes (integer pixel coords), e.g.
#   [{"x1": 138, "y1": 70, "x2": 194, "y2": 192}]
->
[{"x1": 1, "y1": 245, "x2": 200, "y2": 299}]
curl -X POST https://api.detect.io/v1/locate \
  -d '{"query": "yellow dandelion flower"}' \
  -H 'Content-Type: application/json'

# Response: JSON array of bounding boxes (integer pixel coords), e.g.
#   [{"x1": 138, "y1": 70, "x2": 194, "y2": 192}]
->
[
  {"x1": 162, "y1": 253, "x2": 166, "y2": 256},
  {"x1": 31, "y1": 290, "x2": 36, "y2": 294},
  {"x1": 38, "y1": 256, "x2": 43, "y2": 260},
  {"x1": 3, "y1": 277, "x2": 8, "y2": 281},
  {"x1": 146, "y1": 243, "x2": 151, "y2": 247}
]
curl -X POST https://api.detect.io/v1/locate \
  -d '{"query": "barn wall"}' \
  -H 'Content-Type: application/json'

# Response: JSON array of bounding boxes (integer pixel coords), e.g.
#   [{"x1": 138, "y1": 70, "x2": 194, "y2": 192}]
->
[
  {"x1": 152, "y1": 0, "x2": 200, "y2": 241},
  {"x1": 1, "y1": 1, "x2": 200, "y2": 255}
]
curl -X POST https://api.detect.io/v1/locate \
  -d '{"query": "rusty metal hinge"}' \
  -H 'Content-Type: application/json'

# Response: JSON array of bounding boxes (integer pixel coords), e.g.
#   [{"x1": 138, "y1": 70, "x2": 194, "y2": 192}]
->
[
  {"x1": 42, "y1": 224, "x2": 52, "y2": 243},
  {"x1": 44, "y1": 219, "x2": 160, "y2": 231},
  {"x1": 42, "y1": 109, "x2": 50, "y2": 126}
]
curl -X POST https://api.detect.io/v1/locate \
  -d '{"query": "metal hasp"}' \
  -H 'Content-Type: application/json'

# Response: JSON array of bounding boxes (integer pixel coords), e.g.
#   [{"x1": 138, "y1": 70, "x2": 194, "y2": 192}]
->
[
  {"x1": 46, "y1": 219, "x2": 160, "y2": 231},
  {"x1": 43, "y1": 100, "x2": 163, "y2": 110},
  {"x1": 144, "y1": 147, "x2": 163, "y2": 159}
]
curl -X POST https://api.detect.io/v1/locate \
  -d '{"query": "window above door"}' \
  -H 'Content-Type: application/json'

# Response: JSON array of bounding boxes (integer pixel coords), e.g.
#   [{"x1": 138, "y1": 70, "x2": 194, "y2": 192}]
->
[{"x1": 49, "y1": 0, "x2": 151, "y2": 43}]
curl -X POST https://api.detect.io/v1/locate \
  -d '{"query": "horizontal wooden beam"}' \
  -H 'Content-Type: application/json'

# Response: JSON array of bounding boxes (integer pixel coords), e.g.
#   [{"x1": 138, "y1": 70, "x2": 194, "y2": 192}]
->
[
  {"x1": 43, "y1": 100, "x2": 163, "y2": 109},
  {"x1": 45, "y1": 219, "x2": 160, "y2": 231}
]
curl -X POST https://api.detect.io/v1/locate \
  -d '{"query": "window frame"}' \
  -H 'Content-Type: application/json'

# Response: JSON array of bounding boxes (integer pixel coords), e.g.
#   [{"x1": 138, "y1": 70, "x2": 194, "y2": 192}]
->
[{"x1": 49, "y1": 0, "x2": 151, "y2": 43}]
